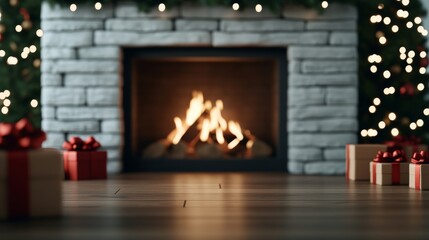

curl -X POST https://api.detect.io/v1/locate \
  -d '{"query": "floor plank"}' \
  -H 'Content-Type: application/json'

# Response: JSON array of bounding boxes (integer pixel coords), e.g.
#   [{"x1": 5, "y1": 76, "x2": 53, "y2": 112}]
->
[{"x1": 2, "y1": 173, "x2": 429, "y2": 239}]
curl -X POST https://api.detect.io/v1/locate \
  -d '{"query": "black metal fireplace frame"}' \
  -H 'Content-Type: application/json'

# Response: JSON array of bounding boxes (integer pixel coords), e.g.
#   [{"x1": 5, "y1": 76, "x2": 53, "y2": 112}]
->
[{"x1": 122, "y1": 47, "x2": 287, "y2": 172}]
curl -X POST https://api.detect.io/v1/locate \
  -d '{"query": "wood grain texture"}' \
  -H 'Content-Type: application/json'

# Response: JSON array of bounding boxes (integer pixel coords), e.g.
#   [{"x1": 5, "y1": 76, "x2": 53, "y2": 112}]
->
[{"x1": 2, "y1": 173, "x2": 429, "y2": 239}]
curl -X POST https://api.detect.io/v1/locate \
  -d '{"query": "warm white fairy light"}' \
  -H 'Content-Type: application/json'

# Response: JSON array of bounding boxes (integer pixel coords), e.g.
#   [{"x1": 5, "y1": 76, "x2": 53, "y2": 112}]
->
[
  {"x1": 3, "y1": 90, "x2": 10, "y2": 97},
  {"x1": 232, "y1": 3, "x2": 240, "y2": 11},
  {"x1": 36, "y1": 29, "x2": 43, "y2": 37},
  {"x1": 408, "y1": 50, "x2": 415, "y2": 58},
  {"x1": 383, "y1": 17, "x2": 391, "y2": 25},
  {"x1": 21, "y1": 52, "x2": 28, "y2": 59},
  {"x1": 383, "y1": 70, "x2": 391, "y2": 79},
  {"x1": 255, "y1": 4, "x2": 262, "y2": 13},
  {"x1": 424, "y1": 108, "x2": 429, "y2": 116},
  {"x1": 400, "y1": 53, "x2": 407, "y2": 60},
  {"x1": 158, "y1": 3, "x2": 166, "y2": 12},
  {"x1": 389, "y1": 112, "x2": 397, "y2": 121},
  {"x1": 420, "y1": 67, "x2": 427, "y2": 74},
  {"x1": 392, "y1": 25, "x2": 399, "y2": 32},
  {"x1": 405, "y1": 65, "x2": 413, "y2": 73},
  {"x1": 378, "y1": 121, "x2": 386, "y2": 129},
  {"x1": 369, "y1": 105, "x2": 376, "y2": 113},
  {"x1": 70, "y1": 4, "x2": 77, "y2": 12},
  {"x1": 417, "y1": 26, "x2": 425, "y2": 33},
  {"x1": 29, "y1": 45, "x2": 37, "y2": 53},
  {"x1": 30, "y1": 99, "x2": 38, "y2": 108},
  {"x1": 391, "y1": 128, "x2": 399, "y2": 137},
  {"x1": 410, "y1": 122, "x2": 417, "y2": 130},
  {"x1": 378, "y1": 4, "x2": 384, "y2": 9},
  {"x1": 0, "y1": 50, "x2": 5, "y2": 57},
  {"x1": 417, "y1": 83, "x2": 425, "y2": 91},
  {"x1": 400, "y1": 47, "x2": 407, "y2": 54},
  {"x1": 7, "y1": 56, "x2": 18, "y2": 65},
  {"x1": 379, "y1": 36, "x2": 387, "y2": 45},
  {"x1": 368, "y1": 129, "x2": 378, "y2": 137},
  {"x1": 94, "y1": 2, "x2": 102, "y2": 10},
  {"x1": 370, "y1": 65, "x2": 377, "y2": 73},
  {"x1": 406, "y1": 21, "x2": 413, "y2": 28},
  {"x1": 321, "y1": 1, "x2": 329, "y2": 9},
  {"x1": 361, "y1": 129, "x2": 368, "y2": 137},
  {"x1": 415, "y1": 17, "x2": 422, "y2": 24},
  {"x1": 417, "y1": 119, "x2": 424, "y2": 127},
  {"x1": 402, "y1": 0, "x2": 410, "y2": 6},
  {"x1": 1, "y1": 107, "x2": 8, "y2": 115},
  {"x1": 3, "y1": 99, "x2": 11, "y2": 107},
  {"x1": 368, "y1": 54, "x2": 382, "y2": 63},
  {"x1": 406, "y1": 58, "x2": 413, "y2": 64},
  {"x1": 0, "y1": 93, "x2": 5, "y2": 100},
  {"x1": 420, "y1": 51, "x2": 427, "y2": 58},
  {"x1": 15, "y1": 25, "x2": 22, "y2": 32},
  {"x1": 422, "y1": 30, "x2": 428, "y2": 37},
  {"x1": 373, "y1": 98, "x2": 381, "y2": 106}
]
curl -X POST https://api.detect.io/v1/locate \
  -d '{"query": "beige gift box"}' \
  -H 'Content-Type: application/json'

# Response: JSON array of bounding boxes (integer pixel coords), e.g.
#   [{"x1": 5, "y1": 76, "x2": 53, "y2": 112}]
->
[
  {"x1": 346, "y1": 144, "x2": 387, "y2": 181},
  {"x1": 0, "y1": 149, "x2": 63, "y2": 219},
  {"x1": 409, "y1": 163, "x2": 429, "y2": 190},
  {"x1": 370, "y1": 162, "x2": 408, "y2": 185}
]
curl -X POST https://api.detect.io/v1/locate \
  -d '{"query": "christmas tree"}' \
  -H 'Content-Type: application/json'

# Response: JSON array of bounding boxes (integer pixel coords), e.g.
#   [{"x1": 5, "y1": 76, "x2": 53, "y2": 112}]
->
[
  {"x1": 357, "y1": 0, "x2": 429, "y2": 143},
  {"x1": 0, "y1": 0, "x2": 41, "y2": 126}
]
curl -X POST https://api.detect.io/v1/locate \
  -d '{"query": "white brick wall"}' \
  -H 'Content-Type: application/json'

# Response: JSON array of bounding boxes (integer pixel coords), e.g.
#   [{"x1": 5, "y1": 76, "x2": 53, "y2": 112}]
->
[{"x1": 40, "y1": 2, "x2": 358, "y2": 174}]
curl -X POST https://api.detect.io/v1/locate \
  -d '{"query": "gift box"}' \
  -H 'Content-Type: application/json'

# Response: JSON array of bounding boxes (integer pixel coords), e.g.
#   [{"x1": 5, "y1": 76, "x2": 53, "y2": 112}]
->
[
  {"x1": 346, "y1": 144, "x2": 387, "y2": 181},
  {"x1": 409, "y1": 151, "x2": 429, "y2": 190},
  {"x1": 370, "y1": 150, "x2": 408, "y2": 185},
  {"x1": 0, "y1": 119, "x2": 62, "y2": 219},
  {"x1": 63, "y1": 136, "x2": 107, "y2": 181}
]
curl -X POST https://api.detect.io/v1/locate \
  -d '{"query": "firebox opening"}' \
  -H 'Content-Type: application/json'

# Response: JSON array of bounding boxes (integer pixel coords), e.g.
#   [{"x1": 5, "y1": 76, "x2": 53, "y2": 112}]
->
[{"x1": 123, "y1": 47, "x2": 287, "y2": 171}]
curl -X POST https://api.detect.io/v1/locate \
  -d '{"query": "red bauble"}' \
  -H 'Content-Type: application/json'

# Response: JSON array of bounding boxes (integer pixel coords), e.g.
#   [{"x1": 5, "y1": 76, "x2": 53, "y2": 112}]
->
[
  {"x1": 421, "y1": 57, "x2": 429, "y2": 68},
  {"x1": 400, "y1": 83, "x2": 415, "y2": 96}
]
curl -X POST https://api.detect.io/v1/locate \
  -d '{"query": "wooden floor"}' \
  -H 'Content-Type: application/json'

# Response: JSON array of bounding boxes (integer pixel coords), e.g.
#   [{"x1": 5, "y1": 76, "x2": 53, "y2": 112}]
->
[{"x1": 2, "y1": 173, "x2": 429, "y2": 239}]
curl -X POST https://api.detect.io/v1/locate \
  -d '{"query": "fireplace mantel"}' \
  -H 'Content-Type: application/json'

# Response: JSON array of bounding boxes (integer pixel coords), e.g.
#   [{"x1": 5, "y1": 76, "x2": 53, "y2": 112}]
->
[{"x1": 40, "y1": 1, "x2": 358, "y2": 174}]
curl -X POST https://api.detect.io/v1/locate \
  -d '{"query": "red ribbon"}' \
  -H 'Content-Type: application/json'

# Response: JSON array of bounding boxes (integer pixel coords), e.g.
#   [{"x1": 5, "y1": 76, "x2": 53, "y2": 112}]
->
[
  {"x1": 416, "y1": 165, "x2": 422, "y2": 190},
  {"x1": 0, "y1": 118, "x2": 46, "y2": 150},
  {"x1": 411, "y1": 150, "x2": 429, "y2": 164},
  {"x1": 7, "y1": 151, "x2": 30, "y2": 218},
  {"x1": 63, "y1": 136, "x2": 101, "y2": 151},
  {"x1": 373, "y1": 150, "x2": 406, "y2": 163}
]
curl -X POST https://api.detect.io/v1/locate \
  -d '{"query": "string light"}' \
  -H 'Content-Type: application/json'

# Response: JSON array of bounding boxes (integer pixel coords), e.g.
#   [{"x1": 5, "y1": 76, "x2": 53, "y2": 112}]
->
[
  {"x1": 378, "y1": 121, "x2": 386, "y2": 129},
  {"x1": 391, "y1": 128, "x2": 399, "y2": 137},
  {"x1": 417, "y1": 83, "x2": 425, "y2": 91},
  {"x1": 379, "y1": 36, "x2": 387, "y2": 44},
  {"x1": 406, "y1": 58, "x2": 413, "y2": 64},
  {"x1": 402, "y1": 0, "x2": 410, "y2": 6},
  {"x1": 36, "y1": 29, "x2": 43, "y2": 37},
  {"x1": 158, "y1": 3, "x2": 166, "y2": 12},
  {"x1": 255, "y1": 4, "x2": 262, "y2": 13},
  {"x1": 29, "y1": 45, "x2": 37, "y2": 53},
  {"x1": 70, "y1": 4, "x2": 77, "y2": 12},
  {"x1": 0, "y1": 50, "x2": 5, "y2": 57},
  {"x1": 321, "y1": 1, "x2": 329, "y2": 9},
  {"x1": 232, "y1": 3, "x2": 239, "y2": 11},
  {"x1": 389, "y1": 112, "x2": 397, "y2": 121},
  {"x1": 7, "y1": 56, "x2": 18, "y2": 65},
  {"x1": 424, "y1": 108, "x2": 429, "y2": 116},
  {"x1": 3, "y1": 90, "x2": 10, "y2": 97},
  {"x1": 383, "y1": 17, "x2": 391, "y2": 25},
  {"x1": 30, "y1": 99, "x2": 38, "y2": 108},
  {"x1": 370, "y1": 65, "x2": 377, "y2": 73},
  {"x1": 400, "y1": 53, "x2": 407, "y2": 60},
  {"x1": 420, "y1": 67, "x2": 427, "y2": 74},
  {"x1": 3, "y1": 99, "x2": 11, "y2": 107},
  {"x1": 408, "y1": 50, "x2": 415, "y2": 58},
  {"x1": 361, "y1": 129, "x2": 368, "y2": 137},
  {"x1": 369, "y1": 105, "x2": 376, "y2": 113},
  {"x1": 405, "y1": 65, "x2": 413, "y2": 73},
  {"x1": 420, "y1": 51, "x2": 427, "y2": 58},
  {"x1": 383, "y1": 70, "x2": 391, "y2": 79},
  {"x1": 373, "y1": 98, "x2": 381, "y2": 106},
  {"x1": 417, "y1": 119, "x2": 424, "y2": 127},
  {"x1": 1, "y1": 107, "x2": 8, "y2": 115},
  {"x1": 368, "y1": 129, "x2": 378, "y2": 137},
  {"x1": 406, "y1": 22, "x2": 413, "y2": 28},
  {"x1": 15, "y1": 25, "x2": 22, "y2": 32},
  {"x1": 392, "y1": 25, "x2": 399, "y2": 32},
  {"x1": 410, "y1": 122, "x2": 417, "y2": 130},
  {"x1": 415, "y1": 17, "x2": 422, "y2": 24},
  {"x1": 94, "y1": 2, "x2": 102, "y2": 10},
  {"x1": 399, "y1": 47, "x2": 407, "y2": 53},
  {"x1": 378, "y1": 4, "x2": 384, "y2": 9}
]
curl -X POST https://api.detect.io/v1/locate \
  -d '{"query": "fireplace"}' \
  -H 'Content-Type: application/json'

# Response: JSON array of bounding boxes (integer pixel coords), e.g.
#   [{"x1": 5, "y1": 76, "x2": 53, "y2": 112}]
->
[{"x1": 122, "y1": 47, "x2": 287, "y2": 171}]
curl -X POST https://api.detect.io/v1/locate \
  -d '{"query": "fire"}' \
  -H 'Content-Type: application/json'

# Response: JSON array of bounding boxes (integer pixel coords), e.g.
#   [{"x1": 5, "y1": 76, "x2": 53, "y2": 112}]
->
[{"x1": 167, "y1": 91, "x2": 248, "y2": 150}]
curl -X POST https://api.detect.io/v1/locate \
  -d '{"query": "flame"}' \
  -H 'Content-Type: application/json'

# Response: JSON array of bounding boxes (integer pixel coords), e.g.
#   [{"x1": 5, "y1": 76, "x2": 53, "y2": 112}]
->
[
  {"x1": 216, "y1": 128, "x2": 225, "y2": 144},
  {"x1": 228, "y1": 121, "x2": 243, "y2": 140},
  {"x1": 200, "y1": 119, "x2": 210, "y2": 142},
  {"x1": 228, "y1": 138, "x2": 241, "y2": 150}
]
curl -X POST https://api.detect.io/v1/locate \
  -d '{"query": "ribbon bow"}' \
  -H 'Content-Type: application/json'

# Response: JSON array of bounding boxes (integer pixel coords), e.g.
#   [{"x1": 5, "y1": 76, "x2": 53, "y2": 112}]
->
[
  {"x1": 63, "y1": 136, "x2": 101, "y2": 151},
  {"x1": 0, "y1": 118, "x2": 46, "y2": 150},
  {"x1": 411, "y1": 150, "x2": 429, "y2": 164},
  {"x1": 373, "y1": 150, "x2": 406, "y2": 163}
]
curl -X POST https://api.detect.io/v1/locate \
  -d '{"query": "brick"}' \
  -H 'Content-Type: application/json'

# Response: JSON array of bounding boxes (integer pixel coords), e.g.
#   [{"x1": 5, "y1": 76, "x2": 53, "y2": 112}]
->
[
  {"x1": 288, "y1": 106, "x2": 357, "y2": 119},
  {"x1": 64, "y1": 74, "x2": 119, "y2": 86},
  {"x1": 288, "y1": 61, "x2": 301, "y2": 73},
  {"x1": 306, "y1": 20, "x2": 357, "y2": 31},
  {"x1": 288, "y1": 46, "x2": 357, "y2": 60},
  {"x1": 41, "y1": 20, "x2": 103, "y2": 31},
  {"x1": 289, "y1": 73, "x2": 358, "y2": 86},
  {"x1": 180, "y1": 4, "x2": 279, "y2": 19},
  {"x1": 41, "y1": 74, "x2": 62, "y2": 86},
  {"x1": 42, "y1": 120, "x2": 99, "y2": 132},
  {"x1": 115, "y1": 2, "x2": 179, "y2": 18},
  {"x1": 323, "y1": 148, "x2": 346, "y2": 161},
  {"x1": 282, "y1": 3, "x2": 357, "y2": 20},
  {"x1": 41, "y1": 2, "x2": 113, "y2": 19},
  {"x1": 288, "y1": 118, "x2": 358, "y2": 132},
  {"x1": 330, "y1": 32, "x2": 358, "y2": 45},
  {"x1": 288, "y1": 87, "x2": 325, "y2": 106},
  {"x1": 42, "y1": 132, "x2": 65, "y2": 148},
  {"x1": 288, "y1": 162, "x2": 305, "y2": 174},
  {"x1": 87, "y1": 88, "x2": 119, "y2": 106},
  {"x1": 289, "y1": 148, "x2": 322, "y2": 162},
  {"x1": 56, "y1": 107, "x2": 120, "y2": 120},
  {"x1": 78, "y1": 47, "x2": 120, "y2": 59},
  {"x1": 302, "y1": 60, "x2": 357, "y2": 73},
  {"x1": 41, "y1": 106, "x2": 56, "y2": 119},
  {"x1": 107, "y1": 161, "x2": 121, "y2": 173},
  {"x1": 41, "y1": 48, "x2": 76, "y2": 60},
  {"x1": 304, "y1": 161, "x2": 345, "y2": 175},
  {"x1": 43, "y1": 60, "x2": 118, "y2": 73},
  {"x1": 41, "y1": 31, "x2": 92, "y2": 47},
  {"x1": 94, "y1": 31, "x2": 211, "y2": 45},
  {"x1": 41, "y1": 87, "x2": 85, "y2": 106},
  {"x1": 220, "y1": 20, "x2": 305, "y2": 32},
  {"x1": 106, "y1": 148, "x2": 121, "y2": 160},
  {"x1": 288, "y1": 133, "x2": 357, "y2": 147},
  {"x1": 175, "y1": 20, "x2": 218, "y2": 31},
  {"x1": 106, "y1": 19, "x2": 172, "y2": 32},
  {"x1": 326, "y1": 87, "x2": 358, "y2": 105},
  {"x1": 101, "y1": 120, "x2": 122, "y2": 133},
  {"x1": 213, "y1": 32, "x2": 328, "y2": 46}
]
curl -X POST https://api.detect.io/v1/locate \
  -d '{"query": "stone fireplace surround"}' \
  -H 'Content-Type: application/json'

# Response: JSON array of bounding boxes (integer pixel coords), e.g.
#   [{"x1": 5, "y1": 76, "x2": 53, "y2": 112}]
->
[{"x1": 40, "y1": 1, "x2": 358, "y2": 174}]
